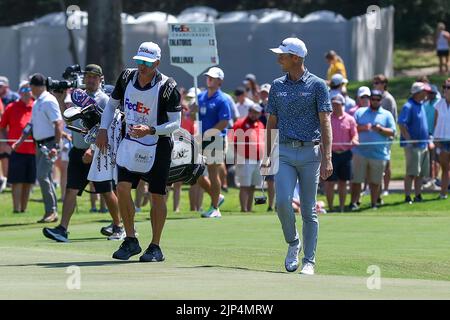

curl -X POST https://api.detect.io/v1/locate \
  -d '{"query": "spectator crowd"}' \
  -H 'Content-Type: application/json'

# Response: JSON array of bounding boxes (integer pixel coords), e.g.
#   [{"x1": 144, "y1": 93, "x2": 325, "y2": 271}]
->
[{"x1": 1, "y1": 39, "x2": 450, "y2": 223}]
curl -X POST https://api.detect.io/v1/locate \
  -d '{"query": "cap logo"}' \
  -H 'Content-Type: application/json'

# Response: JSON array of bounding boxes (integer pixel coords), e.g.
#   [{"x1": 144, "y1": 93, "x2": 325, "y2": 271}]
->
[{"x1": 139, "y1": 47, "x2": 156, "y2": 55}]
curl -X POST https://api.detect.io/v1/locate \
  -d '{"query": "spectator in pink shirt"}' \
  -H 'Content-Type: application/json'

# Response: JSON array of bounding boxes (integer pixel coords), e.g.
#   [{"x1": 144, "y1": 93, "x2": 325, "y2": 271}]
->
[
  {"x1": 348, "y1": 86, "x2": 371, "y2": 117},
  {"x1": 324, "y1": 94, "x2": 359, "y2": 212}
]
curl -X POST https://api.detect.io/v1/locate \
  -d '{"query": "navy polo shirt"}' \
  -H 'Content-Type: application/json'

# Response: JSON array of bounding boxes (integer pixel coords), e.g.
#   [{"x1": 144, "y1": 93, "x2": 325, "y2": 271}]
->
[{"x1": 266, "y1": 69, "x2": 331, "y2": 143}]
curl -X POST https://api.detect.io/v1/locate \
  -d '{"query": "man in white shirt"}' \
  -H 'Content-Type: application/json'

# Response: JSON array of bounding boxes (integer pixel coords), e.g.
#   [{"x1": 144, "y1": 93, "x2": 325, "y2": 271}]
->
[
  {"x1": 15, "y1": 73, "x2": 64, "y2": 223},
  {"x1": 234, "y1": 86, "x2": 255, "y2": 119}
]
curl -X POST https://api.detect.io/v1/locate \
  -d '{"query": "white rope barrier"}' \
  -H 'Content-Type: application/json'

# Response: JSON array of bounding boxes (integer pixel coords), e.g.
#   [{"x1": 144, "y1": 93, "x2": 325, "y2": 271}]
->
[
  {"x1": 0, "y1": 139, "x2": 34, "y2": 143},
  {"x1": 0, "y1": 138, "x2": 448, "y2": 146}
]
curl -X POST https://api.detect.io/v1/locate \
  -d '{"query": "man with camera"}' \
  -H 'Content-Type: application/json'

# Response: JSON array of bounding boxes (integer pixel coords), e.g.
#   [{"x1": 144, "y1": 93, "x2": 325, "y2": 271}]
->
[
  {"x1": 43, "y1": 64, "x2": 124, "y2": 242},
  {"x1": 96, "y1": 42, "x2": 182, "y2": 262},
  {"x1": 14, "y1": 73, "x2": 64, "y2": 223}
]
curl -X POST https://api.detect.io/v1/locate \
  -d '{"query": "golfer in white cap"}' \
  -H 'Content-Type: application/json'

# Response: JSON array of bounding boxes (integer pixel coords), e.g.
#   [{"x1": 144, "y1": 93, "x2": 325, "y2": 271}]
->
[{"x1": 265, "y1": 37, "x2": 333, "y2": 275}]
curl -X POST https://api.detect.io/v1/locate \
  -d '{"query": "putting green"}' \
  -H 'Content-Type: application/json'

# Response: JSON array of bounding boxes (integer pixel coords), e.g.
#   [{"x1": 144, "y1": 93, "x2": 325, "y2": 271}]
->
[{"x1": 0, "y1": 214, "x2": 449, "y2": 299}]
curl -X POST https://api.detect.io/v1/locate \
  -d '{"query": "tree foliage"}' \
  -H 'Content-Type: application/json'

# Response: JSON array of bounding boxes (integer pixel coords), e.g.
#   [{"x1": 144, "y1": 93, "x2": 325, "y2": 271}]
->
[{"x1": 0, "y1": 0, "x2": 449, "y2": 46}]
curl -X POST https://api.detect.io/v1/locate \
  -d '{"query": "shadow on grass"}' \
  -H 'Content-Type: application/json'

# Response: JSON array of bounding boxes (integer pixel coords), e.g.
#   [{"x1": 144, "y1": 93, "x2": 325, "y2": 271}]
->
[
  {"x1": 0, "y1": 222, "x2": 38, "y2": 228},
  {"x1": 178, "y1": 265, "x2": 286, "y2": 275},
  {"x1": 69, "y1": 237, "x2": 106, "y2": 242},
  {"x1": 29, "y1": 198, "x2": 44, "y2": 203},
  {"x1": 0, "y1": 260, "x2": 139, "y2": 268},
  {"x1": 349, "y1": 198, "x2": 440, "y2": 213}
]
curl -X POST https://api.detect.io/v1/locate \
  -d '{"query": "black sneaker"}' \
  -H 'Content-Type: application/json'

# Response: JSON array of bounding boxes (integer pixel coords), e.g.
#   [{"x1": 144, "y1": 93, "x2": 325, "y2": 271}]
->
[
  {"x1": 405, "y1": 195, "x2": 413, "y2": 204},
  {"x1": 267, "y1": 207, "x2": 273, "y2": 212},
  {"x1": 139, "y1": 243, "x2": 165, "y2": 262},
  {"x1": 112, "y1": 237, "x2": 142, "y2": 260},
  {"x1": 43, "y1": 225, "x2": 68, "y2": 243},
  {"x1": 414, "y1": 194, "x2": 423, "y2": 202},
  {"x1": 100, "y1": 223, "x2": 114, "y2": 237},
  {"x1": 349, "y1": 203, "x2": 359, "y2": 211}
]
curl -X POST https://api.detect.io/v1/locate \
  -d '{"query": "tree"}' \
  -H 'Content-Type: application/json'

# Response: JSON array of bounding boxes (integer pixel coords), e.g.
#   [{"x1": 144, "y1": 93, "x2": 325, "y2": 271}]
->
[{"x1": 86, "y1": 0, "x2": 123, "y2": 83}]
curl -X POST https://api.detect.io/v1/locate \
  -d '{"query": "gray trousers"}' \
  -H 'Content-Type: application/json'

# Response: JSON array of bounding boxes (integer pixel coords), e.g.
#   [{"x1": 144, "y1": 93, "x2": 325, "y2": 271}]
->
[
  {"x1": 35, "y1": 140, "x2": 58, "y2": 214},
  {"x1": 274, "y1": 143, "x2": 321, "y2": 265}
]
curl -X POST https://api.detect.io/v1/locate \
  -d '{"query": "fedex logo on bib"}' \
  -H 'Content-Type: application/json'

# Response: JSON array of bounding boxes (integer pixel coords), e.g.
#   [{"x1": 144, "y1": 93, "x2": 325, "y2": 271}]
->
[{"x1": 125, "y1": 98, "x2": 150, "y2": 115}]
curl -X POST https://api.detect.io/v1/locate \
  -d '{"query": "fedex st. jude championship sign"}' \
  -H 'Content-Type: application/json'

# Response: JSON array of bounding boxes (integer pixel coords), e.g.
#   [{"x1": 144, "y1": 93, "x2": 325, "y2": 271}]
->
[{"x1": 168, "y1": 22, "x2": 219, "y2": 81}]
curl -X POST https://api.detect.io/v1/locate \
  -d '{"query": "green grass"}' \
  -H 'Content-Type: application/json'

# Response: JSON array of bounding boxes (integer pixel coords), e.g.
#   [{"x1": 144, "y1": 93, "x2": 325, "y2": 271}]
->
[
  {"x1": 394, "y1": 48, "x2": 439, "y2": 71},
  {"x1": 0, "y1": 186, "x2": 449, "y2": 299}
]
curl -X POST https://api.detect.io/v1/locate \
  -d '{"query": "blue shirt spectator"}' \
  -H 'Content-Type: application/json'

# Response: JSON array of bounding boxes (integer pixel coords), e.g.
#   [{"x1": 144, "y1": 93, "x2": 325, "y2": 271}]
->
[
  {"x1": 398, "y1": 98, "x2": 429, "y2": 149},
  {"x1": 423, "y1": 86, "x2": 440, "y2": 135},
  {"x1": 267, "y1": 69, "x2": 331, "y2": 143},
  {"x1": 222, "y1": 91, "x2": 239, "y2": 128},
  {"x1": 0, "y1": 76, "x2": 20, "y2": 106},
  {"x1": 353, "y1": 107, "x2": 396, "y2": 160},
  {"x1": 197, "y1": 89, "x2": 231, "y2": 136}
]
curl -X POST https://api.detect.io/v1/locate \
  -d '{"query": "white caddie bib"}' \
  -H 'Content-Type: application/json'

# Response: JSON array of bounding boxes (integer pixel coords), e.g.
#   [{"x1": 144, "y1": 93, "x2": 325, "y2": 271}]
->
[{"x1": 116, "y1": 73, "x2": 169, "y2": 173}]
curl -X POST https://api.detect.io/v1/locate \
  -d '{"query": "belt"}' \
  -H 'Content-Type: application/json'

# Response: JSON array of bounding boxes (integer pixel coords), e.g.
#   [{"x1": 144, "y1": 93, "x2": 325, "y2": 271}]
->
[
  {"x1": 333, "y1": 150, "x2": 350, "y2": 154},
  {"x1": 282, "y1": 140, "x2": 320, "y2": 148},
  {"x1": 35, "y1": 136, "x2": 55, "y2": 145}
]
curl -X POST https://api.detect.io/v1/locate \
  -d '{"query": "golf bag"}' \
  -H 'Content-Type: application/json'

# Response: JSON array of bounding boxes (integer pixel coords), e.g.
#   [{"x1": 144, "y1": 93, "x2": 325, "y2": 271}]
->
[{"x1": 63, "y1": 89, "x2": 205, "y2": 186}]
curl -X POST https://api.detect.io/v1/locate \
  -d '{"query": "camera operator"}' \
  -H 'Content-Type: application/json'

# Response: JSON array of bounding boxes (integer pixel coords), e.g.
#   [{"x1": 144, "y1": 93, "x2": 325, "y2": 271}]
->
[
  {"x1": 14, "y1": 73, "x2": 63, "y2": 223},
  {"x1": 43, "y1": 64, "x2": 124, "y2": 243}
]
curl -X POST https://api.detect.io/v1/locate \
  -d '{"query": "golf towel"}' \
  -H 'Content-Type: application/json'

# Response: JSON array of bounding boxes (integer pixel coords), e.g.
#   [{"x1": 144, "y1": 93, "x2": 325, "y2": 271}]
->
[{"x1": 88, "y1": 110, "x2": 122, "y2": 184}]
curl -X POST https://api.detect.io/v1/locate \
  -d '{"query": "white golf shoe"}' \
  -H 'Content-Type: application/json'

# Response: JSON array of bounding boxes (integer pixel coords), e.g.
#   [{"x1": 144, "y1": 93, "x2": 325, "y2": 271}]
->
[{"x1": 300, "y1": 262, "x2": 315, "y2": 275}]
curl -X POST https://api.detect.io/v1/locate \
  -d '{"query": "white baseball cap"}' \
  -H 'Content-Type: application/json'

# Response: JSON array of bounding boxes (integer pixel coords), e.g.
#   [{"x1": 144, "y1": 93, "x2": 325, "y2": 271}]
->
[
  {"x1": 410, "y1": 82, "x2": 431, "y2": 95},
  {"x1": 133, "y1": 42, "x2": 161, "y2": 63},
  {"x1": 331, "y1": 94, "x2": 345, "y2": 105},
  {"x1": 249, "y1": 103, "x2": 263, "y2": 113},
  {"x1": 186, "y1": 87, "x2": 201, "y2": 98},
  {"x1": 204, "y1": 67, "x2": 224, "y2": 80},
  {"x1": 0, "y1": 76, "x2": 9, "y2": 87},
  {"x1": 260, "y1": 83, "x2": 271, "y2": 93},
  {"x1": 357, "y1": 86, "x2": 371, "y2": 98},
  {"x1": 19, "y1": 80, "x2": 30, "y2": 89},
  {"x1": 330, "y1": 74, "x2": 348, "y2": 87},
  {"x1": 270, "y1": 37, "x2": 308, "y2": 58}
]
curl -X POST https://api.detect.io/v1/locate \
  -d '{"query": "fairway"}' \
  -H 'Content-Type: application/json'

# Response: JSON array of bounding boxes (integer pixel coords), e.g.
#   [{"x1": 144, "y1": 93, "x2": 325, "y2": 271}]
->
[{"x1": 0, "y1": 187, "x2": 449, "y2": 299}]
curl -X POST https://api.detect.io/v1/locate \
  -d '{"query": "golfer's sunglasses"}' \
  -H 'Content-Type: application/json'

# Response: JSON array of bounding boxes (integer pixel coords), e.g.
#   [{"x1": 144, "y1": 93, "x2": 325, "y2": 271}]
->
[{"x1": 136, "y1": 59, "x2": 154, "y2": 67}]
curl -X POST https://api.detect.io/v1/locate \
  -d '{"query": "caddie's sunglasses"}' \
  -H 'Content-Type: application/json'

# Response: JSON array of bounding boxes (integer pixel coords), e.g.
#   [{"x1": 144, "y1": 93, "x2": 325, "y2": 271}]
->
[
  {"x1": 136, "y1": 60, "x2": 154, "y2": 67},
  {"x1": 370, "y1": 97, "x2": 382, "y2": 101}
]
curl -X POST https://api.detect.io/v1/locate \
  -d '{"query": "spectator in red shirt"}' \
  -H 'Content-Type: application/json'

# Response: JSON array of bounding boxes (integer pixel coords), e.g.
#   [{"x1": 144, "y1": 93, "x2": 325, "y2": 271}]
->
[
  {"x1": 0, "y1": 97, "x2": 6, "y2": 192},
  {"x1": 0, "y1": 81, "x2": 36, "y2": 213},
  {"x1": 324, "y1": 94, "x2": 359, "y2": 212},
  {"x1": 232, "y1": 103, "x2": 265, "y2": 212}
]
